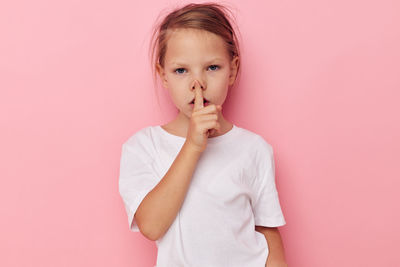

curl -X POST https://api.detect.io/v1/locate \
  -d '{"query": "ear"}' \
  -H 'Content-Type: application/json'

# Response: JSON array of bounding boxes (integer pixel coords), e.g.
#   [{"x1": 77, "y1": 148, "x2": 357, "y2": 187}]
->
[
  {"x1": 228, "y1": 56, "x2": 239, "y2": 86},
  {"x1": 156, "y1": 62, "x2": 168, "y2": 89}
]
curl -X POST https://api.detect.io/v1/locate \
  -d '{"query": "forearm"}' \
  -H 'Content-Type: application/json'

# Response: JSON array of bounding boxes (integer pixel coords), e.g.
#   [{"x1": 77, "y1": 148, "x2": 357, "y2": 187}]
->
[
  {"x1": 255, "y1": 226, "x2": 288, "y2": 267},
  {"x1": 135, "y1": 141, "x2": 202, "y2": 240}
]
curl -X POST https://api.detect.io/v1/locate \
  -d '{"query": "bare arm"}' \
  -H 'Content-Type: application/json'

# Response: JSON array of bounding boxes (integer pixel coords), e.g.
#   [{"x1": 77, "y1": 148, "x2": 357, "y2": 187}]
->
[
  {"x1": 135, "y1": 80, "x2": 221, "y2": 241},
  {"x1": 255, "y1": 226, "x2": 288, "y2": 267},
  {"x1": 135, "y1": 141, "x2": 202, "y2": 241}
]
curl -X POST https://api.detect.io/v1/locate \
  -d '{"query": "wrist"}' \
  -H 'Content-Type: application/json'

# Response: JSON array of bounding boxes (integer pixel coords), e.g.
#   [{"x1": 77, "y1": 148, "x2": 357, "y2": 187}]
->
[{"x1": 183, "y1": 141, "x2": 204, "y2": 154}]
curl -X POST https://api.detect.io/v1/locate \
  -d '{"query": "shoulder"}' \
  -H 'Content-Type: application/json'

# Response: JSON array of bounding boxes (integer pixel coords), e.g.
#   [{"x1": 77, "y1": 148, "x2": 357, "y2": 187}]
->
[
  {"x1": 235, "y1": 126, "x2": 274, "y2": 156},
  {"x1": 123, "y1": 125, "x2": 154, "y2": 147},
  {"x1": 121, "y1": 125, "x2": 157, "y2": 161}
]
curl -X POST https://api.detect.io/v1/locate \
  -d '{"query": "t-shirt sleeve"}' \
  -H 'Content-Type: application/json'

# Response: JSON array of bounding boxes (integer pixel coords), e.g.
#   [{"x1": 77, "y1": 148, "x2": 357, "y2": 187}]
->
[
  {"x1": 118, "y1": 136, "x2": 159, "y2": 232},
  {"x1": 250, "y1": 136, "x2": 286, "y2": 227}
]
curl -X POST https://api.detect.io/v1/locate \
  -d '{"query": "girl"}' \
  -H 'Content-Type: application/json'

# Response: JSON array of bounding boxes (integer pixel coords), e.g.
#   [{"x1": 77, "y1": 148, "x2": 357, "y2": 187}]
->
[{"x1": 119, "y1": 2, "x2": 288, "y2": 267}]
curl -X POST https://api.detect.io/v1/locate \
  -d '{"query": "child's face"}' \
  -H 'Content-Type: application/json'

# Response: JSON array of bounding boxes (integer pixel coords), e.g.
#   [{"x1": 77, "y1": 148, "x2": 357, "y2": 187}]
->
[{"x1": 157, "y1": 28, "x2": 238, "y2": 117}]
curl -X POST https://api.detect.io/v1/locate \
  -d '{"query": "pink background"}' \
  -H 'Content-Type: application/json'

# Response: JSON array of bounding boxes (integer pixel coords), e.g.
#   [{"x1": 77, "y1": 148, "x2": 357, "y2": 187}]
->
[{"x1": 1, "y1": 0, "x2": 399, "y2": 266}]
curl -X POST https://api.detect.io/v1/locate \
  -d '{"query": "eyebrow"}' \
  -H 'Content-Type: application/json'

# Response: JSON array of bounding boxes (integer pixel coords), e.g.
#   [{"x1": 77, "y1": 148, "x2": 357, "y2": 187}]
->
[{"x1": 170, "y1": 58, "x2": 225, "y2": 66}]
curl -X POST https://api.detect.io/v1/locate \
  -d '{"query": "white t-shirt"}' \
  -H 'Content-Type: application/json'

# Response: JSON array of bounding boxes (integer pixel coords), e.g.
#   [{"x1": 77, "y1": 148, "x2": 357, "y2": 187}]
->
[{"x1": 118, "y1": 124, "x2": 286, "y2": 267}]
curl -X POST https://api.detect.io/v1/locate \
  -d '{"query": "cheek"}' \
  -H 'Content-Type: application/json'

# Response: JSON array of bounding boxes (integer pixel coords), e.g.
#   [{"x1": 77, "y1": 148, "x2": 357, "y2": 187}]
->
[
  {"x1": 169, "y1": 91, "x2": 184, "y2": 108},
  {"x1": 166, "y1": 74, "x2": 187, "y2": 87},
  {"x1": 211, "y1": 72, "x2": 230, "y2": 88},
  {"x1": 215, "y1": 69, "x2": 230, "y2": 82}
]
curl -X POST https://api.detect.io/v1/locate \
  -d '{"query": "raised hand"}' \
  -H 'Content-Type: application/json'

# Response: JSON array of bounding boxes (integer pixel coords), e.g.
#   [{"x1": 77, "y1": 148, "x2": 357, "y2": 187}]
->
[{"x1": 186, "y1": 80, "x2": 222, "y2": 152}]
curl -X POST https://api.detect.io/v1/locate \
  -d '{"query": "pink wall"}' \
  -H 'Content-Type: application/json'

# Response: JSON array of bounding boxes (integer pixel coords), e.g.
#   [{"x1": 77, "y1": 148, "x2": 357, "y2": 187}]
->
[{"x1": 1, "y1": 0, "x2": 399, "y2": 266}]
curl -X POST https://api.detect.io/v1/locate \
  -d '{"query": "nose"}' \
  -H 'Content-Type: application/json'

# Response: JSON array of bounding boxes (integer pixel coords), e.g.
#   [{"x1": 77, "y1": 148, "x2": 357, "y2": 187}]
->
[{"x1": 191, "y1": 80, "x2": 205, "y2": 90}]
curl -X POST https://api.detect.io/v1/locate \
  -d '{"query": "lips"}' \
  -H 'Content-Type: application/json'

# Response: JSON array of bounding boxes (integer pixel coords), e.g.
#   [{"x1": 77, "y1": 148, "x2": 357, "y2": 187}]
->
[{"x1": 189, "y1": 97, "x2": 209, "y2": 104}]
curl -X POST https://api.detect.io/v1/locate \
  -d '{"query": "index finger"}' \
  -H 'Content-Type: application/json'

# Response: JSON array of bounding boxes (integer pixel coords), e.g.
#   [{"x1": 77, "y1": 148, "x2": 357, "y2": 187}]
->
[{"x1": 193, "y1": 80, "x2": 204, "y2": 111}]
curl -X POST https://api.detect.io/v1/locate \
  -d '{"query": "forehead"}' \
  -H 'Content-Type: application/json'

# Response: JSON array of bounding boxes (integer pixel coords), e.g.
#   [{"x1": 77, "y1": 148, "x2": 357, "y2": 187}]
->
[{"x1": 164, "y1": 28, "x2": 229, "y2": 63}]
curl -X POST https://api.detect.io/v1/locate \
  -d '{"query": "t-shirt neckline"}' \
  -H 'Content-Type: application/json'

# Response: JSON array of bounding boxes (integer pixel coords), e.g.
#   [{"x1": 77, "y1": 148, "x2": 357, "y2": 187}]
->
[{"x1": 154, "y1": 124, "x2": 238, "y2": 144}]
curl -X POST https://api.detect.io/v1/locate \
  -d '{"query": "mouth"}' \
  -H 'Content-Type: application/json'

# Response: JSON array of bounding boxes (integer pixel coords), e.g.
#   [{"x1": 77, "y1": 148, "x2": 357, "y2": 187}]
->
[{"x1": 189, "y1": 98, "x2": 209, "y2": 105}]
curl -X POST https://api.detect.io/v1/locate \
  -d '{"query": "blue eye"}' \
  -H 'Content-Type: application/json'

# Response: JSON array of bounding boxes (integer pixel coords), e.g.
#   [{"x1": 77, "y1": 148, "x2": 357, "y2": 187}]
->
[
  {"x1": 208, "y1": 65, "x2": 220, "y2": 71},
  {"x1": 174, "y1": 68, "x2": 186, "y2": 74},
  {"x1": 174, "y1": 65, "x2": 220, "y2": 75}
]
